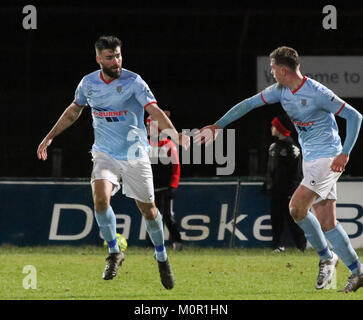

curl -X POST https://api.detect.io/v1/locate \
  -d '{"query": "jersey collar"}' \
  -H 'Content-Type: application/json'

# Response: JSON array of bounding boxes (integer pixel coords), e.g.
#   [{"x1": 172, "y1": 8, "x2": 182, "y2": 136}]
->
[
  {"x1": 290, "y1": 76, "x2": 307, "y2": 95},
  {"x1": 99, "y1": 71, "x2": 117, "y2": 84}
]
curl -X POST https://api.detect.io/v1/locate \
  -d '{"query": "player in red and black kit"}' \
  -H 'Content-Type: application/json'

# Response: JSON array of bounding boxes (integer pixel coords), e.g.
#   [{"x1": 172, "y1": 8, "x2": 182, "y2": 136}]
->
[
  {"x1": 264, "y1": 114, "x2": 307, "y2": 252},
  {"x1": 146, "y1": 112, "x2": 183, "y2": 250}
]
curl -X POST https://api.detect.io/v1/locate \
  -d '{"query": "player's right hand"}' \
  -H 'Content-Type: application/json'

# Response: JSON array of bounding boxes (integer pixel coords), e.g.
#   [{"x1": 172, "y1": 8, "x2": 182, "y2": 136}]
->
[
  {"x1": 37, "y1": 137, "x2": 53, "y2": 161},
  {"x1": 193, "y1": 124, "x2": 221, "y2": 146},
  {"x1": 331, "y1": 153, "x2": 349, "y2": 172}
]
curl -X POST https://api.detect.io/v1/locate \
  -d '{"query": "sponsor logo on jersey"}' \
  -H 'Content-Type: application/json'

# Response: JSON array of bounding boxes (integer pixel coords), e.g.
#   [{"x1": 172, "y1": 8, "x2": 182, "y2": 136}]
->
[
  {"x1": 293, "y1": 120, "x2": 315, "y2": 132},
  {"x1": 92, "y1": 109, "x2": 128, "y2": 122},
  {"x1": 293, "y1": 120, "x2": 315, "y2": 127}
]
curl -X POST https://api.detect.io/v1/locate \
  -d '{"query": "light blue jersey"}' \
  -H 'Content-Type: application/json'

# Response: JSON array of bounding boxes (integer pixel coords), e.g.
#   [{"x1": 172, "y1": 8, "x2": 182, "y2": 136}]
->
[
  {"x1": 74, "y1": 68, "x2": 156, "y2": 160},
  {"x1": 216, "y1": 76, "x2": 362, "y2": 162},
  {"x1": 261, "y1": 76, "x2": 346, "y2": 161}
]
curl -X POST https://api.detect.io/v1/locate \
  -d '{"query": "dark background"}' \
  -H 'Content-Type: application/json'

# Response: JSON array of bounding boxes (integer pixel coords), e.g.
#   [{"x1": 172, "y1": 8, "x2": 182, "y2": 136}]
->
[{"x1": 1, "y1": 1, "x2": 363, "y2": 179}]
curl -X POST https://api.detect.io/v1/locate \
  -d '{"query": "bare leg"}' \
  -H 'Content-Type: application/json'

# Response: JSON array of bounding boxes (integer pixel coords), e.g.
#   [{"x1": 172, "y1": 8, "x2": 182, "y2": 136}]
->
[
  {"x1": 135, "y1": 199, "x2": 158, "y2": 220},
  {"x1": 289, "y1": 185, "x2": 318, "y2": 222},
  {"x1": 313, "y1": 199, "x2": 337, "y2": 232},
  {"x1": 289, "y1": 185, "x2": 333, "y2": 261},
  {"x1": 92, "y1": 179, "x2": 113, "y2": 212}
]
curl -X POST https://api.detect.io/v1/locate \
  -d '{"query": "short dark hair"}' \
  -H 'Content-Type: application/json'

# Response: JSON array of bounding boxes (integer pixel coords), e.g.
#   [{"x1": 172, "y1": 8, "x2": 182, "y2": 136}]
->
[
  {"x1": 95, "y1": 35, "x2": 122, "y2": 54},
  {"x1": 269, "y1": 46, "x2": 300, "y2": 70}
]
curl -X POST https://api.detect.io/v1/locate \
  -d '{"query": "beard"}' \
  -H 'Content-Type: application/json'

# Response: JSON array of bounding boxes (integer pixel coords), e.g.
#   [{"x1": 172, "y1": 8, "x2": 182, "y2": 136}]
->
[{"x1": 102, "y1": 64, "x2": 121, "y2": 79}]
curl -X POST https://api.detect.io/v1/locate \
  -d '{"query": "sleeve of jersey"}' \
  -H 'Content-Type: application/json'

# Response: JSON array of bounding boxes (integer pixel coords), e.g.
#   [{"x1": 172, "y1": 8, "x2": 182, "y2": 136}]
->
[
  {"x1": 260, "y1": 83, "x2": 282, "y2": 105},
  {"x1": 73, "y1": 78, "x2": 88, "y2": 107},
  {"x1": 216, "y1": 84, "x2": 281, "y2": 129},
  {"x1": 168, "y1": 141, "x2": 180, "y2": 188},
  {"x1": 318, "y1": 87, "x2": 347, "y2": 114},
  {"x1": 336, "y1": 104, "x2": 363, "y2": 155},
  {"x1": 134, "y1": 76, "x2": 157, "y2": 109}
]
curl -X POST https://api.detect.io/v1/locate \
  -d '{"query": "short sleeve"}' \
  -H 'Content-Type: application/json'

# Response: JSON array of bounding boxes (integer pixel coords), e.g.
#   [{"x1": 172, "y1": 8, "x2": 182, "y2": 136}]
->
[
  {"x1": 316, "y1": 86, "x2": 346, "y2": 115},
  {"x1": 260, "y1": 83, "x2": 282, "y2": 105},
  {"x1": 74, "y1": 78, "x2": 88, "y2": 107},
  {"x1": 134, "y1": 76, "x2": 157, "y2": 108}
]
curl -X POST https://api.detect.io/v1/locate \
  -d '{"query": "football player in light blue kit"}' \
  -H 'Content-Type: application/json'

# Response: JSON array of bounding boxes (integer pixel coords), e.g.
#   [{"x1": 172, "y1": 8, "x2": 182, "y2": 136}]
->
[
  {"x1": 195, "y1": 46, "x2": 363, "y2": 293},
  {"x1": 37, "y1": 36, "x2": 190, "y2": 290}
]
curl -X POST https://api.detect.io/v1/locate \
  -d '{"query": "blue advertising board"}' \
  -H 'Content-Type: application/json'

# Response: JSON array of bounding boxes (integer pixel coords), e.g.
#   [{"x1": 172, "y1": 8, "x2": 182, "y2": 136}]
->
[{"x1": 1, "y1": 178, "x2": 362, "y2": 248}]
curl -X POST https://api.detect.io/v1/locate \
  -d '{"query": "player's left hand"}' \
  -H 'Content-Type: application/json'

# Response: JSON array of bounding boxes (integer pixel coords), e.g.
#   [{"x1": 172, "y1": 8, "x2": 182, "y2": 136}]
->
[
  {"x1": 194, "y1": 123, "x2": 221, "y2": 146},
  {"x1": 331, "y1": 153, "x2": 349, "y2": 172}
]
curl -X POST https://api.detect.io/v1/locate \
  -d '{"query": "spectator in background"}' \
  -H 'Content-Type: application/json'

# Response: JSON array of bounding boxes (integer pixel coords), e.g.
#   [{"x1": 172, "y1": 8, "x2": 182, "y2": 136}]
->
[
  {"x1": 146, "y1": 111, "x2": 183, "y2": 251},
  {"x1": 264, "y1": 114, "x2": 307, "y2": 252}
]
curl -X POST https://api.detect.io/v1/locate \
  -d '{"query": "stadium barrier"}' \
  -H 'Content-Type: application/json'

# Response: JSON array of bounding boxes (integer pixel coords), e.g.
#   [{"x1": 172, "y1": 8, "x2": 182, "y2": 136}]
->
[{"x1": 1, "y1": 178, "x2": 362, "y2": 248}]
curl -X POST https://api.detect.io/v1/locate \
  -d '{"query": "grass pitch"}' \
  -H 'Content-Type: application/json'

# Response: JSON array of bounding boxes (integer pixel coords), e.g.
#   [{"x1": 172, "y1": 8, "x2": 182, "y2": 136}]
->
[{"x1": 1, "y1": 246, "x2": 363, "y2": 300}]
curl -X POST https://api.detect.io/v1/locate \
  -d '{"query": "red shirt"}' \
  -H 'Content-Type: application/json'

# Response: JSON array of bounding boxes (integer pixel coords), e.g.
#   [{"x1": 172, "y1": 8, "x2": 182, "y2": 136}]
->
[{"x1": 149, "y1": 137, "x2": 180, "y2": 189}]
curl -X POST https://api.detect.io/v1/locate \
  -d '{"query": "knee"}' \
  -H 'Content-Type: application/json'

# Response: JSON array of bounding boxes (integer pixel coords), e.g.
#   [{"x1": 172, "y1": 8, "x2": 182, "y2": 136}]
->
[
  {"x1": 289, "y1": 202, "x2": 307, "y2": 222},
  {"x1": 138, "y1": 202, "x2": 158, "y2": 220},
  {"x1": 319, "y1": 218, "x2": 337, "y2": 232},
  {"x1": 93, "y1": 195, "x2": 110, "y2": 212}
]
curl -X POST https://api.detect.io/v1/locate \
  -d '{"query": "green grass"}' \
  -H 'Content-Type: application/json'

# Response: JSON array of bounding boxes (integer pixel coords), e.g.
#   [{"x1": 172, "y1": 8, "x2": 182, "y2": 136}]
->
[{"x1": 1, "y1": 245, "x2": 363, "y2": 300}]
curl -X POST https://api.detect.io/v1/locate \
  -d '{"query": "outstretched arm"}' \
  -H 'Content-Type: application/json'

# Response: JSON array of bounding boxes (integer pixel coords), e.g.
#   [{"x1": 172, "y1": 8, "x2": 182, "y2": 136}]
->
[
  {"x1": 215, "y1": 93, "x2": 266, "y2": 129},
  {"x1": 194, "y1": 92, "x2": 266, "y2": 145},
  {"x1": 37, "y1": 102, "x2": 84, "y2": 160}
]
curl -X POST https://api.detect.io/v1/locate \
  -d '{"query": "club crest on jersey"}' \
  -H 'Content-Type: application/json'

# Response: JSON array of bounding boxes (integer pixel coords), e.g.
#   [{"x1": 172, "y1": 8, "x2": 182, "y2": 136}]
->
[
  {"x1": 301, "y1": 99, "x2": 307, "y2": 106},
  {"x1": 116, "y1": 86, "x2": 123, "y2": 94}
]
